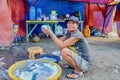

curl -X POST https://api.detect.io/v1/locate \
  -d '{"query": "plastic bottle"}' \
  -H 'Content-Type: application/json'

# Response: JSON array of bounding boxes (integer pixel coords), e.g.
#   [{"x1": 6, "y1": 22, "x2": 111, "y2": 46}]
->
[
  {"x1": 17, "y1": 35, "x2": 22, "y2": 42},
  {"x1": 56, "y1": 25, "x2": 63, "y2": 35},
  {"x1": 29, "y1": 6, "x2": 36, "y2": 20},
  {"x1": 50, "y1": 10, "x2": 57, "y2": 20},
  {"x1": 83, "y1": 25, "x2": 90, "y2": 37},
  {"x1": 37, "y1": 8, "x2": 42, "y2": 20}
]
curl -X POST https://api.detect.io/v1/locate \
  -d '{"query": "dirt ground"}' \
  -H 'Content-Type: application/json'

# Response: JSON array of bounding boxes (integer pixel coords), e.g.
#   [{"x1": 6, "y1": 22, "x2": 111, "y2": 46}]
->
[{"x1": 0, "y1": 36, "x2": 120, "y2": 80}]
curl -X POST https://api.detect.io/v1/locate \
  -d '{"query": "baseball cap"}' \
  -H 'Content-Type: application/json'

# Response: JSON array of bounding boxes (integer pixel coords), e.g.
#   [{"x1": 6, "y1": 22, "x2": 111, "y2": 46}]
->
[{"x1": 65, "y1": 16, "x2": 79, "y2": 25}]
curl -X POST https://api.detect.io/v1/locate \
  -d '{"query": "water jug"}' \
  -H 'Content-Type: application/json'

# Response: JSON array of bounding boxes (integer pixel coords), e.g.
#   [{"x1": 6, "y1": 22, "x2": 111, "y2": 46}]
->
[
  {"x1": 56, "y1": 25, "x2": 63, "y2": 35},
  {"x1": 37, "y1": 8, "x2": 42, "y2": 20},
  {"x1": 83, "y1": 25, "x2": 90, "y2": 37},
  {"x1": 17, "y1": 36, "x2": 22, "y2": 42},
  {"x1": 29, "y1": 6, "x2": 36, "y2": 20},
  {"x1": 50, "y1": 10, "x2": 57, "y2": 20},
  {"x1": 50, "y1": 15, "x2": 57, "y2": 20}
]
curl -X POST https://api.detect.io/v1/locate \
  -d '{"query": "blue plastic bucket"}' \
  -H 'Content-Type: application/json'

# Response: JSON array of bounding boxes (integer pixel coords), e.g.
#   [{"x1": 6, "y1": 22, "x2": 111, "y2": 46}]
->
[{"x1": 36, "y1": 54, "x2": 60, "y2": 63}]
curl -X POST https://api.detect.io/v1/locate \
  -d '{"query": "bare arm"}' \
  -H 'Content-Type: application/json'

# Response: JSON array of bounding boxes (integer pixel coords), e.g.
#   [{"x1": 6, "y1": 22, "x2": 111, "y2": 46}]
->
[
  {"x1": 42, "y1": 27, "x2": 79, "y2": 49},
  {"x1": 49, "y1": 32, "x2": 79, "y2": 49},
  {"x1": 59, "y1": 35, "x2": 66, "y2": 42}
]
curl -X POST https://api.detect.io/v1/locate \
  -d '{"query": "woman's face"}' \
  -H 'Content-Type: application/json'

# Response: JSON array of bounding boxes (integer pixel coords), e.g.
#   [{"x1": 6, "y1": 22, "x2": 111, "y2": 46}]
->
[{"x1": 67, "y1": 20, "x2": 78, "y2": 31}]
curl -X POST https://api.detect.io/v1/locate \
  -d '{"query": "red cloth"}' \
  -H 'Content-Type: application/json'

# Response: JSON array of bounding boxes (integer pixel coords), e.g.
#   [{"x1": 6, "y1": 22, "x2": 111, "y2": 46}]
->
[
  {"x1": 10, "y1": 0, "x2": 28, "y2": 37},
  {"x1": 70, "y1": 0, "x2": 113, "y2": 4},
  {"x1": 0, "y1": 0, "x2": 13, "y2": 46},
  {"x1": 114, "y1": 10, "x2": 120, "y2": 21},
  {"x1": 84, "y1": 3, "x2": 106, "y2": 29},
  {"x1": 84, "y1": 3, "x2": 115, "y2": 34},
  {"x1": 116, "y1": 22, "x2": 120, "y2": 38}
]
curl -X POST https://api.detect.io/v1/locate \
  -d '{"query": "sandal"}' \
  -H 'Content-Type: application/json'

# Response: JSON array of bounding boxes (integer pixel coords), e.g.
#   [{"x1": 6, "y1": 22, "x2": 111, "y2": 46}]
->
[
  {"x1": 66, "y1": 71, "x2": 83, "y2": 79},
  {"x1": 61, "y1": 64, "x2": 74, "y2": 69}
]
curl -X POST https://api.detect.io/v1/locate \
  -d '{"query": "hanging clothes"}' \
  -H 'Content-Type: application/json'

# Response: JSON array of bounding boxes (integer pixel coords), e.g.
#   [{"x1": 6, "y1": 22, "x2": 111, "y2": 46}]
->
[
  {"x1": 0, "y1": 0, "x2": 13, "y2": 46},
  {"x1": 10, "y1": 0, "x2": 28, "y2": 37}
]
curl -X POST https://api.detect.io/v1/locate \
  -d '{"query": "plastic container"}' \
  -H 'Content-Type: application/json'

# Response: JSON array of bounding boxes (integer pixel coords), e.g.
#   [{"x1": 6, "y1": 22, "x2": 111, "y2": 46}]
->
[
  {"x1": 17, "y1": 36, "x2": 22, "y2": 42},
  {"x1": 83, "y1": 25, "x2": 90, "y2": 37},
  {"x1": 55, "y1": 25, "x2": 63, "y2": 36},
  {"x1": 37, "y1": 54, "x2": 60, "y2": 63},
  {"x1": 50, "y1": 10, "x2": 57, "y2": 20},
  {"x1": 50, "y1": 15, "x2": 57, "y2": 20},
  {"x1": 29, "y1": 6, "x2": 36, "y2": 20},
  {"x1": 36, "y1": 8, "x2": 42, "y2": 20},
  {"x1": 52, "y1": 51, "x2": 63, "y2": 60},
  {"x1": 8, "y1": 59, "x2": 62, "y2": 80}
]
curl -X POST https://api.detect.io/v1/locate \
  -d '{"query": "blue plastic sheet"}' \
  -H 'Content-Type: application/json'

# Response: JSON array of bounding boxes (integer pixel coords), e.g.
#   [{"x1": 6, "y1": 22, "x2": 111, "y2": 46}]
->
[
  {"x1": 28, "y1": 0, "x2": 85, "y2": 34},
  {"x1": 28, "y1": 0, "x2": 85, "y2": 20}
]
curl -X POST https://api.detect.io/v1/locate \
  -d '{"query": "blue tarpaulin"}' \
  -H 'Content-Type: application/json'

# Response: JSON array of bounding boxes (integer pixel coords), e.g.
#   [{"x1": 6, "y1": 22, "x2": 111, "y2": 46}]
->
[
  {"x1": 28, "y1": 0, "x2": 85, "y2": 20},
  {"x1": 28, "y1": 0, "x2": 85, "y2": 34}
]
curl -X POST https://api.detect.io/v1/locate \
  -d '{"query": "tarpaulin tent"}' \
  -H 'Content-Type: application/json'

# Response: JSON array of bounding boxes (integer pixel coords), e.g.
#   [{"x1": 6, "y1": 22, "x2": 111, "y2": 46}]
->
[
  {"x1": 27, "y1": 0, "x2": 119, "y2": 35},
  {"x1": 114, "y1": 3, "x2": 120, "y2": 37},
  {"x1": 70, "y1": 0, "x2": 114, "y2": 4},
  {"x1": 0, "y1": 0, "x2": 27, "y2": 47},
  {"x1": 10, "y1": 0, "x2": 28, "y2": 37},
  {"x1": 0, "y1": 0, "x2": 120, "y2": 47},
  {"x1": 71, "y1": 0, "x2": 120, "y2": 36},
  {"x1": 27, "y1": 0, "x2": 85, "y2": 34},
  {"x1": 84, "y1": 3, "x2": 115, "y2": 34},
  {"x1": 114, "y1": 3, "x2": 120, "y2": 21},
  {"x1": 28, "y1": 0, "x2": 85, "y2": 20}
]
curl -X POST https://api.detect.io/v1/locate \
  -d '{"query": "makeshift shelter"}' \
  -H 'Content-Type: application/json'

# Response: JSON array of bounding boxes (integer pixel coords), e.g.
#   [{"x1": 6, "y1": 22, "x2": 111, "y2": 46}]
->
[
  {"x1": 114, "y1": 3, "x2": 120, "y2": 37},
  {"x1": 27, "y1": 0, "x2": 119, "y2": 35},
  {"x1": 0, "y1": 0, "x2": 120, "y2": 46},
  {"x1": 0, "y1": 0, "x2": 28, "y2": 47},
  {"x1": 10, "y1": 0, "x2": 28, "y2": 37},
  {"x1": 0, "y1": 0, "x2": 13, "y2": 46},
  {"x1": 70, "y1": 0, "x2": 114, "y2": 4},
  {"x1": 72, "y1": 0, "x2": 120, "y2": 36}
]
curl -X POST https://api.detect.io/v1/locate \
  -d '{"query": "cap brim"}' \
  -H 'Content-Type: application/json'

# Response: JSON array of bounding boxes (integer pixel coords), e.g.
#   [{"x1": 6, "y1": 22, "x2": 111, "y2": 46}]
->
[{"x1": 65, "y1": 19, "x2": 79, "y2": 25}]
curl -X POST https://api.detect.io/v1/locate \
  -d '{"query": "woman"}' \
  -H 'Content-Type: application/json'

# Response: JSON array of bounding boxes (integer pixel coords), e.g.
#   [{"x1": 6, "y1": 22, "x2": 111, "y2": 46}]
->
[{"x1": 42, "y1": 16, "x2": 90, "y2": 79}]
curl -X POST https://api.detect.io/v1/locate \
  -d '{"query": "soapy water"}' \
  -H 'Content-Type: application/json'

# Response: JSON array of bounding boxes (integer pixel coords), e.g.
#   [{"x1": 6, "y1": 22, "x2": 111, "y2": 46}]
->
[{"x1": 14, "y1": 60, "x2": 59, "y2": 80}]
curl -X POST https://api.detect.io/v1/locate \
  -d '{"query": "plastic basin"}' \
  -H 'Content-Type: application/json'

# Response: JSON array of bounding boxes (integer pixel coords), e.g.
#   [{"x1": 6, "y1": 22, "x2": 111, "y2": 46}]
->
[{"x1": 8, "y1": 59, "x2": 62, "y2": 80}]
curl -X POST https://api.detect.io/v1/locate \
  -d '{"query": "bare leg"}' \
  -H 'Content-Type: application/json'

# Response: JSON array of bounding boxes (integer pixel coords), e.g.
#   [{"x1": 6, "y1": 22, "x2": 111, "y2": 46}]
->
[
  {"x1": 61, "y1": 48, "x2": 83, "y2": 72},
  {"x1": 60, "y1": 48, "x2": 84, "y2": 78}
]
